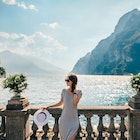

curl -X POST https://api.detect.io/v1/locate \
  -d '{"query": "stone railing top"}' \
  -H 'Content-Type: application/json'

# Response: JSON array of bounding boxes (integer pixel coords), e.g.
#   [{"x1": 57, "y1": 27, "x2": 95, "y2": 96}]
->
[
  {"x1": 0, "y1": 105, "x2": 130, "y2": 116},
  {"x1": 26, "y1": 105, "x2": 130, "y2": 116},
  {"x1": 0, "y1": 105, "x2": 130, "y2": 110}
]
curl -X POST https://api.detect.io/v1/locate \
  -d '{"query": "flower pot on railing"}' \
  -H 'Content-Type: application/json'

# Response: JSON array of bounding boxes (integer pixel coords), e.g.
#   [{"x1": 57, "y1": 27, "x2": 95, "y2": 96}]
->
[
  {"x1": 11, "y1": 92, "x2": 25, "y2": 100},
  {"x1": 2, "y1": 73, "x2": 29, "y2": 110},
  {"x1": 137, "y1": 90, "x2": 140, "y2": 94},
  {"x1": 129, "y1": 73, "x2": 140, "y2": 109}
]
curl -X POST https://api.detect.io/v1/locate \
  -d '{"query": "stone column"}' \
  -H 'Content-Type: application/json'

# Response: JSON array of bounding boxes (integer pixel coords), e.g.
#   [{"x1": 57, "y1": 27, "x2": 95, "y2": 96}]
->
[
  {"x1": 5, "y1": 95, "x2": 30, "y2": 140},
  {"x1": 128, "y1": 90, "x2": 140, "y2": 140}
]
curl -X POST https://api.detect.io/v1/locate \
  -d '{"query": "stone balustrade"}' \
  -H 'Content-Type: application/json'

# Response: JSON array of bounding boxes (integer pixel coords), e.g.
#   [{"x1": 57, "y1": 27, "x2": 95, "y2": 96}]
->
[
  {"x1": 0, "y1": 105, "x2": 130, "y2": 140},
  {"x1": 0, "y1": 90, "x2": 139, "y2": 140}
]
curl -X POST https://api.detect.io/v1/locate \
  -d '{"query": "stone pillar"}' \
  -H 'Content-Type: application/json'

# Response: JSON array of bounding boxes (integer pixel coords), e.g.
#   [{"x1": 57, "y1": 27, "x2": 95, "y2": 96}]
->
[
  {"x1": 128, "y1": 90, "x2": 140, "y2": 140},
  {"x1": 5, "y1": 95, "x2": 30, "y2": 140}
]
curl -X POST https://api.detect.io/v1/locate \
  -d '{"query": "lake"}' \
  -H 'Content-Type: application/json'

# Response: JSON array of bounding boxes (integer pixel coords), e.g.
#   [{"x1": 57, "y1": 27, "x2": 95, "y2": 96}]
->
[{"x1": 0, "y1": 74, "x2": 135, "y2": 106}]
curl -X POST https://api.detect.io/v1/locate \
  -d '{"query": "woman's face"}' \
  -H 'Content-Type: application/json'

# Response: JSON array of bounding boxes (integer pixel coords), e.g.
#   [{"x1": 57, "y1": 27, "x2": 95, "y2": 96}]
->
[{"x1": 65, "y1": 77, "x2": 72, "y2": 87}]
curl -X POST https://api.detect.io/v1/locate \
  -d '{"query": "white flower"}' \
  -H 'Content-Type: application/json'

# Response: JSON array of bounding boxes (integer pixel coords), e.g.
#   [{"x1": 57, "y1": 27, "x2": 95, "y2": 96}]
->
[
  {"x1": 135, "y1": 78, "x2": 139, "y2": 81},
  {"x1": 133, "y1": 84, "x2": 138, "y2": 88},
  {"x1": 132, "y1": 80, "x2": 135, "y2": 83}
]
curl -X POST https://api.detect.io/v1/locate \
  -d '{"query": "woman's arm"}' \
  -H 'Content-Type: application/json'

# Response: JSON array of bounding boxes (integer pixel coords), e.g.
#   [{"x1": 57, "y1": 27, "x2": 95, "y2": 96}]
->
[
  {"x1": 73, "y1": 93, "x2": 82, "y2": 106},
  {"x1": 43, "y1": 100, "x2": 63, "y2": 110}
]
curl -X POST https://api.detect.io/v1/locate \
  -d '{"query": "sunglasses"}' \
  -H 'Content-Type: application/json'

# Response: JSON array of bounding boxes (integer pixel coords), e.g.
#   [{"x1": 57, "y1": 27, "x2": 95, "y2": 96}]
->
[{"x1": 65, "y1": 79, "x2": 70, "y2": 82}]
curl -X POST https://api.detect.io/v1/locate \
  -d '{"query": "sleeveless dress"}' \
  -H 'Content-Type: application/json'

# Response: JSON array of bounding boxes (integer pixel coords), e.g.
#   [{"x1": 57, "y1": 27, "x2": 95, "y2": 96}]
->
[{"x1": 59, "y1": 89, "x2": 82, "y2": 140}]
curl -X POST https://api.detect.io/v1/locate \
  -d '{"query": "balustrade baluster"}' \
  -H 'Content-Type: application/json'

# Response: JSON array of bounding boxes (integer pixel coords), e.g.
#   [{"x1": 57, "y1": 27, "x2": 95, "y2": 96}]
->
[
  {"x1": 52, "y1": 114, "x2": 60, "y2": 140},
  {"x1": 97, "y1": 115, "x2": 105, "y2": 140},
  {"x1": 76, "y1": 123, "x2": 82, "y2": 140},
  {"x1": 30, "y1": 121, "x2": 38, "y2": 140},
  {"x1": 85, "y1": 113, "x2": 94, "y2": 140},
  {"x1": 0, "y1": 116, "x2": 6, "y2": 139},
  {"x1": 119, "y1": 115, "x2": 127, "y2": 140},
  {"x1": 108, "y1": 114, "x2": 116, "y2": 140},
  {"x1": 0, "y1": 116, "x2": 6, "y2": 133},
  {"x1": 42, "y1": 124, "x2": 49, "y2": 139}
]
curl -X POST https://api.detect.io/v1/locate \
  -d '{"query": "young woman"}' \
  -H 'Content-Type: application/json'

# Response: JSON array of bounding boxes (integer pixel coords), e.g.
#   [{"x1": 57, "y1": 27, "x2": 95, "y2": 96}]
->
[{"x1": 44, "y1": 73, "x2": 82, "y2": 140}]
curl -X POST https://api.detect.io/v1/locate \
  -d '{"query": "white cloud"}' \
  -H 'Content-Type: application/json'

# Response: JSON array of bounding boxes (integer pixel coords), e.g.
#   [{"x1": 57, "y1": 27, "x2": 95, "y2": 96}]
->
[
  {"x1": 41, "y1": 22, "x2": 60, "y2": 29},
  {"x1": 28, "y1": 4, "x2": 36, "y2": 10},
  {"x1": 2, "y1": 0, "x2": 16, "y2": 5},
  {"x1": 17, "y1": 2, "x2": 37, "y2": 10},
  {"x1": 0, "y1": 32, "x2": 67, "y2": 60},
  {"x1": 48, "y1": 22, "x2": 59, "y2": 29},
  {"x1": 17, "y1": 2, "x2": 27, "y2": 9},
  {"x1": 2, "y1": 0, "x2": 37, "y2": 10},
  {"x1": 0, "y1": 32, "x2": 10, "y2": 39}
]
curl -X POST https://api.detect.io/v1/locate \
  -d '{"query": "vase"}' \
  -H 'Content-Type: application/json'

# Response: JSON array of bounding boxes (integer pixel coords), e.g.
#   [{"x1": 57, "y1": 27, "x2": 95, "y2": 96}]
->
[
  {"x1": 135, "y1": 89, "x2": 140, "y2": 97},
  {"x1": 128, "y1": 88, "x2": 140, "y2": 109},
  {"x1": 10, "y1": 92, "x2": 25, "y2": 100},
  {"x1": 136, "y1": 89, "x2": 140, "y2": 94},
  {"x1": 7, "y1": 92, "x2": 29, "y2": 110}
]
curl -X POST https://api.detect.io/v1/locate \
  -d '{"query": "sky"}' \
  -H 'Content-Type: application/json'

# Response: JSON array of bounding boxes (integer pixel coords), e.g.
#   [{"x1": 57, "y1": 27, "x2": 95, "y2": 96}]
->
[{"x1": 0, "y1": 0, "x2": 140, "y2": 71}]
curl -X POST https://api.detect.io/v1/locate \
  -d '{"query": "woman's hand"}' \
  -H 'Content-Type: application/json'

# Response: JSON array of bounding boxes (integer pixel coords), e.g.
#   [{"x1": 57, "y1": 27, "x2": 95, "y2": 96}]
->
[{"x1": 41, "y1": 106, "x2": 49, "y2": 110}]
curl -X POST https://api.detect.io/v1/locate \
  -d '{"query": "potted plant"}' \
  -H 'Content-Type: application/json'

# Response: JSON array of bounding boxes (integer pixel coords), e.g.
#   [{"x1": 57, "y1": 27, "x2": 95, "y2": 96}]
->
[
  {"x1": 0, "y1": 67, "x2": 6, "y2": 78},
  {"x1": 130, "y1": 73, "x2": 140, "y2": 93},
  {"x1": 3, "y1": 73, "x2": 28, "y2": 99}
]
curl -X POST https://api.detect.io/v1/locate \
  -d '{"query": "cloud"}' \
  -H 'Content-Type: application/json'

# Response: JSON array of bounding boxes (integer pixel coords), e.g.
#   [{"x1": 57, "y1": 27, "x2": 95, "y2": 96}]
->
[
  {"x1": 17, "y1": 2, "x2": 37, "y2": 10},
  {"x1": 0, "y1": 32, "x2": 10, "y2": 39},
  {"x1": 0, "y1": 32, "x2": 67, "y2": 59},
  {"x1": 48, "y1": 22, "x2": 59, "y2": 29},
  {"x1": 2, "y1": 0, "x2": 37, "y2": 10},
  {"x1": 2, "y1": 0, "x2": 16, "y2": 5},
  {"x1": 41, "y1": 22, "x2": 60, "y2": 29}
]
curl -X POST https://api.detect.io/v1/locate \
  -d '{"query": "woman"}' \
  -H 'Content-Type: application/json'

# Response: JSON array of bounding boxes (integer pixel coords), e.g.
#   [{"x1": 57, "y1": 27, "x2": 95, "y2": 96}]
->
[{"x1": 44, "y1": 73, "x2": 82, "y2": 140}]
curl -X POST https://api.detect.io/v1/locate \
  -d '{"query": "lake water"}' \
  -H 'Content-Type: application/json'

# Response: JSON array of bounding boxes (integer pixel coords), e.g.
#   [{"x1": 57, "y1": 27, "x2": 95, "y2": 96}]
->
[{"x1": 0, "y1": 74, "x2": 135, "y2": 106}]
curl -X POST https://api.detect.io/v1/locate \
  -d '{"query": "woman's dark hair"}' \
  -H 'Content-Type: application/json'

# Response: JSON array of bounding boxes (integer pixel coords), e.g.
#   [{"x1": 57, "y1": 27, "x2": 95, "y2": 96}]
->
[{"x1": 68, "y1": 73, "x2": 78, "y2": 92}]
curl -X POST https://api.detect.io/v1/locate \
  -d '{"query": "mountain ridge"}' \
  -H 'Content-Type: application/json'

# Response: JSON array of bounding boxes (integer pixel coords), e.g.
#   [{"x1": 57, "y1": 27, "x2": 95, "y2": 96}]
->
[
  {"x1": 0, "y1": 50, "x2": 66, "y2": 74},
  {"x1": 72, "y1": 9, "x2": 140, "y2": 75}
]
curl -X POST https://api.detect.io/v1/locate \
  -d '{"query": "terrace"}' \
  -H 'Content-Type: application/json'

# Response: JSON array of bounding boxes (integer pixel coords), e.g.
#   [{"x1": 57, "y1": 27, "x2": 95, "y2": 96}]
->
[{"x1": 0, "y1": 90, "x2": 140, "y2": 140}]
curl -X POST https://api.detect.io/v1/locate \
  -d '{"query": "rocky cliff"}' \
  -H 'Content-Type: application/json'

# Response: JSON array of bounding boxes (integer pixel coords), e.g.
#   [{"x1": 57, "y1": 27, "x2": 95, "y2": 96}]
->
[{"x1": 72, "y1": 9, "x2": 140, "y2": 75}]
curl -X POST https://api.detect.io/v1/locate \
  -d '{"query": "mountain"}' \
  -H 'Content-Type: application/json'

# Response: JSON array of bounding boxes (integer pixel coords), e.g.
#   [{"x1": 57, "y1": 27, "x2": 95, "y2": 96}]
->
[
  {"x1": 72, "y1": 9, "x2": 140, "y2": 75},
  {"x1": 0, "y1": 50, "x2": 65, "y2": 74}
]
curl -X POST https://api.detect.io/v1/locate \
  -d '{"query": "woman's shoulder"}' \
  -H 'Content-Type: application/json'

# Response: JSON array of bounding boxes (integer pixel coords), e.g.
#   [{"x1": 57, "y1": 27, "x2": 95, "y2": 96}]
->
[
  {"x1": 62, "y1": 88, "x2": 67, "y2": 93},
  {"x1": 61, "y1": 89, "x2": 68, "y2": 96}
]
